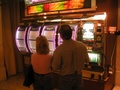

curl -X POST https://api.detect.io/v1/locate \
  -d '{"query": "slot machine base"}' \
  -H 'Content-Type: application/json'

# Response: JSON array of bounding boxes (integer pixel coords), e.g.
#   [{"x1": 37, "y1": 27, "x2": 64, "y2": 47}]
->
[
  {"x1": 82, "y1": 69, "x2": 104, "y2": 80},
  {"x1": 83, "y1": 73, "x2": 115, "y2": 90}
]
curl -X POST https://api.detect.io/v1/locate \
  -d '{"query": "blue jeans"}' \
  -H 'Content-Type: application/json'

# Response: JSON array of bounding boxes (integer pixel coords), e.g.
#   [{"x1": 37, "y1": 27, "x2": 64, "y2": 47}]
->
[
  {"x1": 33, "y1": 73, "x2": 54, "y2": 90},
  {"x1": 59, "y1": 73, "x2": 83, "y2": 90}
]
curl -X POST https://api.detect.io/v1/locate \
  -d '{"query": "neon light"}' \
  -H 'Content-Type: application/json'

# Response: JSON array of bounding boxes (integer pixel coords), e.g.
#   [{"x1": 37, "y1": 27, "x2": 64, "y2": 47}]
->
[
  {"x1": 27, "y1": 0, "x2": 85, "y2": 14},
  {"x1": 27, "y1": 4, "x2": 43, "y2": 14}
]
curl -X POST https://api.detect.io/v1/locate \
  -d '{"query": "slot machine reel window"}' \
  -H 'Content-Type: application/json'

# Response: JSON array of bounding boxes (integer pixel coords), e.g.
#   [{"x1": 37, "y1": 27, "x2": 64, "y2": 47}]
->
[
  {"x1": 42, "y1": 25, "x2": 57, "y2": 40},
  {"x1": 16, "y1": 40, "x2": 27, "y2": 52},
  {"x1": 41, "y1": 25, "x2": 58, "y2": 53},
  {"x1": 29, "y1": 31, "x2": 39, "y2": 39},
  {"x1": 16, "y1": 31, "x2": 25, "y2": 39},
  {"x1": 44, "y1": 31, "x2": 55, "y2": 40},
  {"x1": 29, "y1": 41, "x2": 36, "y2": 53},
  {"x1": 27, "y1": 26, "x2": 41, "y2": 53},
  {"x1": 28, "y1": 26, "x2": 41, "y2": 39},
  {"x1": 15, "y1": 26, "x2": 29, "y2": 52}
]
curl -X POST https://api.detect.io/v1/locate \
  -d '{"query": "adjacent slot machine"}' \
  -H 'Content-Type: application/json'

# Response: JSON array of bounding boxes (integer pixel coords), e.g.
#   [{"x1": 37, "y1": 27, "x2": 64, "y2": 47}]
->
[
  {"x1": 41, "y1": 24, "x2": 58, "y2": 53},
  {"x1": 27, "y1": 25, "x2": 42, "y2": 53},
  {"x1": 79, "y1": 21, "x2": 105, "y2": 79},
  {"x1": 15, "y1": 25, "x2": 29, "y2": 53}
]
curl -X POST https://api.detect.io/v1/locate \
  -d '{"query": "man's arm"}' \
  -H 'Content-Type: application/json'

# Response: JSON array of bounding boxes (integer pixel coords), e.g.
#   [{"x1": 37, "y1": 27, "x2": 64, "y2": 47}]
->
[{"x1": 51, "y1": 49, "x2": 61, "y2": 71}]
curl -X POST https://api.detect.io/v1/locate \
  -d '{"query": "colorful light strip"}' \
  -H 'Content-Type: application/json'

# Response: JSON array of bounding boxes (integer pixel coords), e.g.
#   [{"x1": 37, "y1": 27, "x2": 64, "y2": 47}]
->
[{"x1": 27, "y1": 0, "x2": 85, "y2": 14}]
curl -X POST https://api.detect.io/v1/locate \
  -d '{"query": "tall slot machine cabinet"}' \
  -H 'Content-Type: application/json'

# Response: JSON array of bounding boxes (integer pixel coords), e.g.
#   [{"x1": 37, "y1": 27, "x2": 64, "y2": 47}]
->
[
  {"x1": 79, "y1": 21, "x2": 105, "y2": 79},
  {"x1": 15, "y1": 24, "x2": 31, "y2": 76},
  {"x1": 15, "y1": 23, "x2": 60, "y2": 69},
  {"x1": 77, "y1": 20, "x2": 116, "y2": 90},
  {"x1": 16, "y1": 24, "x2": 43, "y2": 76}
]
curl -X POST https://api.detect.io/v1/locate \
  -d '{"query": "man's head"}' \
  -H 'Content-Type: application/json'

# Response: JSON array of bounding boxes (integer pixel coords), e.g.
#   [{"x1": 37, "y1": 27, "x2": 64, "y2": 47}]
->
[{"x1": 59, "y1": 24, "x2": 72, "y2": 40}]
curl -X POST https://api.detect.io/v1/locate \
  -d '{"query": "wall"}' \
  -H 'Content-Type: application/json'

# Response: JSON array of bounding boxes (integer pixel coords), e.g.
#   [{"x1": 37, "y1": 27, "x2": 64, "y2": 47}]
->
[
  {"x1": 115, "y1": 0, "x2": 120, "y2": 86},
  {"x1": 0, "y1": 1, "x2": 25, "y2": 82},
  {"x1": 0, "y1": 3, "x2": 7, "y2": 81}
]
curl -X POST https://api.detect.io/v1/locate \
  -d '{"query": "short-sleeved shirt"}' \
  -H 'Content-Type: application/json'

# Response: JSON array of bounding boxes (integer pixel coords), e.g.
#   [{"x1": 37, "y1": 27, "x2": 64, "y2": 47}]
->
[{"x1": 52, "y1": 39, "x2": 89, "y2": 76}]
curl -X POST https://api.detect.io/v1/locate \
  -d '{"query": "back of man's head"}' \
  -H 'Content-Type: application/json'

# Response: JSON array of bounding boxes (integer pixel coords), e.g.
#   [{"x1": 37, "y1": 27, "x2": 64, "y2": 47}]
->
[{"x1": 59, "y1": 24, "x2": 72, "y2": 40}]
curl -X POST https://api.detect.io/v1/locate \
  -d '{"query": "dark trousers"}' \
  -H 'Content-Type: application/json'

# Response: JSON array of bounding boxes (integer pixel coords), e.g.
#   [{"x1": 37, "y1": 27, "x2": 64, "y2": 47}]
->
[
  {"x1": 33, "y1": 73, "x2": 54, "y2": 90},
  {"x1": 59, "y1": 73, "x2": 83, "y2": 90}
]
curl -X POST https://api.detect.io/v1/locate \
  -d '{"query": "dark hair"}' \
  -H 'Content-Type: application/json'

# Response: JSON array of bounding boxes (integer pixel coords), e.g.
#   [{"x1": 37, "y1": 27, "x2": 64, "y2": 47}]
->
[
  {"x1": 36, "y1": 36, "x2": 50, "y2": 54},
  {"x1": 59, "y1": 24, "x2": 72, "y2": 40}
]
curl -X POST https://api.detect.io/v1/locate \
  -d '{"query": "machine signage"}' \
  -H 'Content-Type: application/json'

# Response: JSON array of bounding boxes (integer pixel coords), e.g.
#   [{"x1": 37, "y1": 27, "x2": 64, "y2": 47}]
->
[{"x1": 27, "y1": 0, "x2": 96, "y2": 14}]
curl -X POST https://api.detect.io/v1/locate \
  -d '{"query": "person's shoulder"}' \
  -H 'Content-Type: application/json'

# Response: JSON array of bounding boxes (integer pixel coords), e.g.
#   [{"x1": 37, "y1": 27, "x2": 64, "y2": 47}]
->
[
  {"x1": 76, "y1": 41, "x2": 84, "y2": 44},
  {"x1": 31, "y1": 53, "x2": 40, "y2": 58},
  {"x1": 56, "y1": 44, "x2": 63, "y2": 50},
  {"x1": 31, "y1": 53, "x2": 35, "y2": 57},
  {"x1": 75, "y1": 41, "x2": 86, "y2": 47}
]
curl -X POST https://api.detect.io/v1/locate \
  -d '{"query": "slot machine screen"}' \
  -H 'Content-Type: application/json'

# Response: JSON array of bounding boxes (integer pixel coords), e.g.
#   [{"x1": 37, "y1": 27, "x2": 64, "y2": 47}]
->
[
  {"x1": 15, "y1": 26, "x2": 29, "y2": 52},
  {"x1": 41, "y1": 25, "x2": 58, "y2": 53},
  {"x1": 48, "y1": 41, "x2": 55, "y2": 52},
  {"x1": 16, "y1": 40, "x2": 25, "y2": 47},
  {"x1": 27, "y1": 26, "x2": 41, "y2": 53},
  {"x1": 88, "y1": 52, "x2": 101, "y2": 66},
  {"x1": 16, "y1": 40, "x2": 27, "y2": 51},
  {"x1": 44, "y1": 31, "x2": 55, "y2": 40},
  {"x1": 16, "y1": 31, "x2": 25, "y2": 39},
  {"x1": 29, "y1": 41, "x2": 36, "y2": 53},
  {"x1": 29, "y1": 31, "x2": 39, "y2": 39},
  {"x1": 82, "y1": 22, "x2": 94, "y2": 42}
]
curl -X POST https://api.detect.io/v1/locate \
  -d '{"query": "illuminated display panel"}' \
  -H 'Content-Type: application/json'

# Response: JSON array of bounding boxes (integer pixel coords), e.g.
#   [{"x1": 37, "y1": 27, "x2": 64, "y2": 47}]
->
[
  {"x1": 24, "y1": 0, "x2": 66, "y2": 5},
  {"x1": 15, "y1": 26, "x2": 29, "y2": 52},
  {"x1": 28, "y1": 26, "x2": 41, "y2": 39},
  {"x1": 41, "y1": 25, "x2": 58, "y2": 53},
  {"x1": 27, "y1": 0, "x2": 95, "y2": 14},
  {"x1": 29, "y1": 41, "x2": 36, "y2": 53},
  {"x1": 16, "y1": 31, "x2": 25, "y2": 39},
  {"x1": 27, "y1": 26, "x2": 41, "y2": 53},
  {"x1": 48, "y1": 41, "x2": 55, "y2": 52},
  {"x1": 43, "y1": 31, "x2": 55, "y2": 40},
  {"x1": 82, "y1": 22, "x2": 94, "y2": 41},
  {"x1": 16, "y1": 40, "x2": 28, "y2": 52},
  {"x1": 88, "y1": 53, "x2": 101, "y2": 65},
  {"x1": 16, "y1": 40, "x2": 25, "y2": 47},
  {"x1": 29, "y1": 31, "x2": 39, "y2": 39}
]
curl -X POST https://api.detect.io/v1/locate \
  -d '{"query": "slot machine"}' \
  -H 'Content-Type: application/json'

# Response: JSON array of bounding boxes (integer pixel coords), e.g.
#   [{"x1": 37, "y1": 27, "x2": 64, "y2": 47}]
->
[
  {"x1": 15, "y1": 25, "x2": 29, "y2": 53},
  {"x1": 41, "y1": 24, "x2": 58, "y2": 54},
  {"x1": 77, "y1": 21, "x2": 105, "y2": 80},
  {"x1": 27, "y1": 25, "x2": 42, "y2": 53}
]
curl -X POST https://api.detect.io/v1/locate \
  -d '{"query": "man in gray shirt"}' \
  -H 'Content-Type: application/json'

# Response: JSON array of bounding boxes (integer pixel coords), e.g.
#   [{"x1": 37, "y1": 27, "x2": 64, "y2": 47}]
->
[{"x1": 52, "y1": 24, "x2": 89, "y2": 90}]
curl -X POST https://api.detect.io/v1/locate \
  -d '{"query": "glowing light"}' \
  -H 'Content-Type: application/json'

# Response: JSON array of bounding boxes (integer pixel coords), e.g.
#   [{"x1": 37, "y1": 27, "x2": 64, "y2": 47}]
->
[{"x1": 43, "y1": 16, "x2": 47, "y2": 19}]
